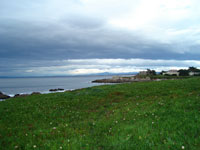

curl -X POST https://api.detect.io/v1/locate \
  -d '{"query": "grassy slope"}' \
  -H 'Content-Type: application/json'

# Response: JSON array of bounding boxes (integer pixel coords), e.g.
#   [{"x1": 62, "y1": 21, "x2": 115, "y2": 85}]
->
[{"x1": 0, "y1": 78, "x2": 200, "y2": 150}]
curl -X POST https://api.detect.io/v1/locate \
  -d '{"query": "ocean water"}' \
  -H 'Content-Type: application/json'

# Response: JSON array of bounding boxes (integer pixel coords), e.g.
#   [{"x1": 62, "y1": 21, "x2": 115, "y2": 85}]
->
[{"x1": 0, "y1": 75, "x2": 113, "y2": 96}]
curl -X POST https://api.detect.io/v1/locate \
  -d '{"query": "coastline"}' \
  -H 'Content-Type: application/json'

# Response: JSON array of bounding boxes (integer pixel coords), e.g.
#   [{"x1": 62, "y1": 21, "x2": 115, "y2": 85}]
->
[
  {"x1": 0, "y1": 89, "x2": 75, "y2": 101},
  {"x1": 0, "y1": 83, "x2": 112, "y2": 101},
  {"x1": 0, "y1": 75, "x2": 114, "y2": 99},
  {"x1": 1, "y1": 77, "x2": 199, "y2": 149},
  {"x1": 0, "y1": 75, "x2": 189, "y2": 101}
]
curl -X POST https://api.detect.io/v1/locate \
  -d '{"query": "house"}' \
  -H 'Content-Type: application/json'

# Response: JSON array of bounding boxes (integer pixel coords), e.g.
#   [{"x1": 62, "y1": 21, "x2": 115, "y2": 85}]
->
[
  {"x1": 163, "y1": 70, "x2": 180, "y2": 76},
  {"x1": 189, "y1": 72, "x2": 200, "y2": 76}
]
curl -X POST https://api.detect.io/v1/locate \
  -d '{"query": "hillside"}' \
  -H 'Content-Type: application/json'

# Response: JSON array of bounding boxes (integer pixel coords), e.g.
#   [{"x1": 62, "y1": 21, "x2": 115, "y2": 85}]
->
[{"x1": 0, "y1": 78, "x2": 200, "y2": 150}]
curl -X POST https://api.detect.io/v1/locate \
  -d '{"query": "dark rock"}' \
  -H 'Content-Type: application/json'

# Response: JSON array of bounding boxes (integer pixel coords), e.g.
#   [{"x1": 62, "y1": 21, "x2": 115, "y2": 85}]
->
[
  {"x1": 0, "y1": 92, "x2": 10, "y2": 99},
  {"x1": 49, "y1": 89, "x2": 58, "y2": 92},
  {"x1": 14, "y1": 94, "x2": 20, "y2": 97},
  {"x1": 31, "y1": 92, "x2": 41, "y2": 95},
  {"x1": 14, "y1": 94, "x2": 29, "y2": 98},
  {"x1": 49, "y1": 88, "x2": 64, "y2": 92}
]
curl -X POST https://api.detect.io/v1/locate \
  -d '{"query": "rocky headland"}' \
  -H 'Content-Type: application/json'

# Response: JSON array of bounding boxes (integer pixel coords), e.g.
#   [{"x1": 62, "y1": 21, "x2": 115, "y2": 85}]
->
[{"x1": 92, "y1": 75, "x2": 152, "y2": 83}]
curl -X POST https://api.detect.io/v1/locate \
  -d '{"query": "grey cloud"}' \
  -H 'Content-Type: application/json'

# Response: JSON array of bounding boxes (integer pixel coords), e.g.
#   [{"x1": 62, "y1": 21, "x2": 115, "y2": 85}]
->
[
  {"x1": 1, "y1": 19, "x2": 199, "y2": 61},
  {"x1": 1, "y1": 58, "x2": 200, "y2": 76},
  {"x1": 1, "y1": 17, "x2": 200, "y2": 76}
]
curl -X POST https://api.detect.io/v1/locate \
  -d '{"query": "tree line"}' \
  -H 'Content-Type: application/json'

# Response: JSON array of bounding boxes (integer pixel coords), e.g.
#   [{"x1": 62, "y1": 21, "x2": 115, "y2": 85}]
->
[{"x1": 146, "y1": 67, "x2": 200, "y2": 76}]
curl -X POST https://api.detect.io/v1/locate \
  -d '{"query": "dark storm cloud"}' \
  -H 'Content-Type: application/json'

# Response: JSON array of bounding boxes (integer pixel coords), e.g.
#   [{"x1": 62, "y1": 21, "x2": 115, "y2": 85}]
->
[{"x1": 1, "y1": 18, "x2": 200, "y2": 63}]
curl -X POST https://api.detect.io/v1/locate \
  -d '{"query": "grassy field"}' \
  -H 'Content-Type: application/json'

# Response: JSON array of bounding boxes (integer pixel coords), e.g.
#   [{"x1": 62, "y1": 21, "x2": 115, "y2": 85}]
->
[
  {"x1": 146, "y1": 75, "x2": 191, "y2": 80},
  {"x1": 0, "y1": 78, "x2": 200, "y2": 150}
]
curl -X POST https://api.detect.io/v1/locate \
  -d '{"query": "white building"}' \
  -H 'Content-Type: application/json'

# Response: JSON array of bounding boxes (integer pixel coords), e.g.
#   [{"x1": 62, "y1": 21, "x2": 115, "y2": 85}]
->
[
  {"x1": 163, "y1": 70, "x2": 179, "y2": 76},
  {"x1": 189, "y1": 72, "x2": 200, "y2": 76}
]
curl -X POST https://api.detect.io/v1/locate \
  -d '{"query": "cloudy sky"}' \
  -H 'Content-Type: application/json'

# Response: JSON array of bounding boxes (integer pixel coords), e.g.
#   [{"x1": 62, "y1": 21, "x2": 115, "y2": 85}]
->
[{"x1": 1, "y1": 0, "x2": 200, "y2": 76}]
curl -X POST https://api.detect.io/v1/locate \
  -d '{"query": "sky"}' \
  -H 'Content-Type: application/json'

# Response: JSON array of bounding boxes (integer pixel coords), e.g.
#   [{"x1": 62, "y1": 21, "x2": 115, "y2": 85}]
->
[{"x1": 1, "y1": 0, "x2": 200, "y2": 76}]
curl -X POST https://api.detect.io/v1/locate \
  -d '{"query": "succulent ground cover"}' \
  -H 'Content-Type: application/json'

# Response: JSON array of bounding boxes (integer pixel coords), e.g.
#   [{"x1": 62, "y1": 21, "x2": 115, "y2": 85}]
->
[{"x1": 0, "y1": 77, "x2": 200, "y2": 150}]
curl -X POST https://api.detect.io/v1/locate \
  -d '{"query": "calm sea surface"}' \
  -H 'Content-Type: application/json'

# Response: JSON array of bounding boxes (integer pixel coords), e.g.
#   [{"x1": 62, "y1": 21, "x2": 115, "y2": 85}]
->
[{"x1": 0, "y1": 76, "x2": 113, "y2": 96}]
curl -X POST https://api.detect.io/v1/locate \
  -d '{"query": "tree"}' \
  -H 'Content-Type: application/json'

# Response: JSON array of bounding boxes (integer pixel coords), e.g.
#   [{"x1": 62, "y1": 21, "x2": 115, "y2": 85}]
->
[
  {"x1": 146, "y1": 69, "x2": 156, "y2": 75},
  {"x1": 188, "y1": 67, "x2": 200, "y2": 72},
  {"x1": 160, "y1": 70, "x2": 166, "y2": 75},
  {"x1": 178, "y1": 69, "x2": 189, "y2": 76}
]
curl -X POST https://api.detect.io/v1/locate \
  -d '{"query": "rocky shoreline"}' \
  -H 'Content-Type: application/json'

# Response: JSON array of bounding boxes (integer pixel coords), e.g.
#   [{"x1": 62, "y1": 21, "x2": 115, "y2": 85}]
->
[
  {"x1": 0, "y1": 92, "x2": 10, "y2": 99},
  {"x1": 92, "y1": 76, "x2": 153, "y2": 83},
  {"x1": 0, "y1": 91, "x2": 42, "y2": 100},
  {"x1": 0, "y1": 75, "x2": 176, "y2": 100},
  {"x1": 0, "y1": 88, "x2": 68, "y2": 100}
]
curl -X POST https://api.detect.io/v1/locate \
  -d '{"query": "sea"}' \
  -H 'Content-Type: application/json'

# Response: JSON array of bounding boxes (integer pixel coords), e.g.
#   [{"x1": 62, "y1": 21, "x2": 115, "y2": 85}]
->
[{"x1": 0, "y1": 75, "x2": 114, "y2": 97}]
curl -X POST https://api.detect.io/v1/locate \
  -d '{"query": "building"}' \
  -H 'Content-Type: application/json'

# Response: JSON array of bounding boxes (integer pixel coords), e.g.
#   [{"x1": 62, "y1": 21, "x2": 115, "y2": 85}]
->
[
  {"x1": 189, "y1": 72, "x2": 200, "y2": 76},
  {"x1": 163, "y1": 70, "x2": 180, "y2": 76}
]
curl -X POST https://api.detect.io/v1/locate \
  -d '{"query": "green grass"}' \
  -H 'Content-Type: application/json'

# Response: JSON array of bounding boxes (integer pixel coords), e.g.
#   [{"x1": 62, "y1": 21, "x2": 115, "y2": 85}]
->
[
  {"x1": 0, "y1": 78, "x2": 200, "y2": 150},
  {"x1": 149, "y1": 75, "x2": 191, "y2": 79}
]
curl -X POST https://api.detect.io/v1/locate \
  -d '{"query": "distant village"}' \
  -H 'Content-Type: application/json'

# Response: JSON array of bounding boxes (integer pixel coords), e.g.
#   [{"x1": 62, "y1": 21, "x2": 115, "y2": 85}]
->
[
  {"x1": 139, "y1": 67, "x2": 200, "y2": 76},
  {"x1": 92, "y1": 67, "x2": 200, "y2": 83}
]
